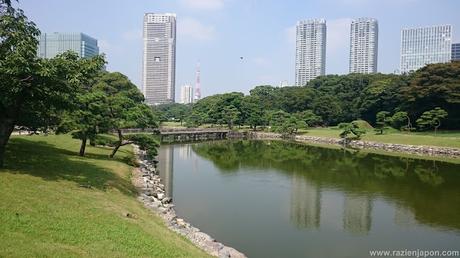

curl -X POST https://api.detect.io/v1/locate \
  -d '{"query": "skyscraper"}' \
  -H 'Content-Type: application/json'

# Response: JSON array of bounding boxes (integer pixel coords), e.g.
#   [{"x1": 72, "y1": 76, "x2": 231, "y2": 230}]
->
[
  {"x1": 38, "y1": 32, "x2": 99, "y2": 59},
  {"x1": 349, "y1": 18, "x2": 378, "y2": 74},
  {"x1": 400, "y1": 25, "x2": 452, "y2": 73},
  {"x1": 295, "y1": 19, "x2": 326, "y2": 86},
  {"x1": 142, "y1": 13, "x2": 176, "y2": 105},
  {"x1": 451, "y1": 43, "x2": 460, "y2": 61},
  {"x1": 180, "y1": 84, "x2": 194, "y2": 104},
  {"x1": 194, "y1": 62, "x2": 201, "y2": 101}
]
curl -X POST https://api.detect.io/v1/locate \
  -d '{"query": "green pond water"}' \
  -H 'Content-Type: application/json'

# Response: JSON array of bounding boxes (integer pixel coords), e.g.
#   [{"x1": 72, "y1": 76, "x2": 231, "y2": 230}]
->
[{"x1": 157, "y1": 140, "x2": 460, "y2": 258}]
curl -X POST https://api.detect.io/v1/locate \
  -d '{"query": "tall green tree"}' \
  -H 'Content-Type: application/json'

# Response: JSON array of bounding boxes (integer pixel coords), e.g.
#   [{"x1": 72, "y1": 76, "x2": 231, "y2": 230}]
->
[
  {"x1": 0, "y1": 2, "x2": 104, "y2": 166},
  {"x1": 391, "y1": 111, "x2": 412, "y2": 131},
  {"x1": 401, "y1": 62, "x2": 460, "y2": 128},
  {"x1": 58, "y1": 90, "x2": 110, "y2": 156},
  {"x1": 374, "y1": 111, "x2": 392, "y2": 135},
  {"x1": 416, "y1": 107, "x2": 448, "y2": 134},
  {"x1": 241, "y1": 96, "x2": 265, "y2": 130},
  {"x1": 295, "y1": 110, "x2": 323, "y2": 127},
  {"x1": 93, "y1": 72, "x2": 157, "y2": 158}
]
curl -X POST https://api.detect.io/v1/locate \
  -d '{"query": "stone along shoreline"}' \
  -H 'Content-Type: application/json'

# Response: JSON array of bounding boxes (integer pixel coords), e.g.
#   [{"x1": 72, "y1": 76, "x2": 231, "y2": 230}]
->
[
  {"x1": 249, "y1": 132, "x2": 460, "y2": 158},
  {"x1": 132, "y1": 146, "x2": 246, "y2": 258}
]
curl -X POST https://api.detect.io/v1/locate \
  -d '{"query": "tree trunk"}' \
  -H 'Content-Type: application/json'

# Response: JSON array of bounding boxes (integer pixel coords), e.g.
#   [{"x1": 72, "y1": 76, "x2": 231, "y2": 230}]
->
[
  {"x1": 0, "y1": 119, "x2": 15, "y2": 168},
  {"x1": 79, "y1": 137, "x2": 87, "y2": 156},
  {"x1": 110, "y1": 129, "x2": 123, "y2": 158}
]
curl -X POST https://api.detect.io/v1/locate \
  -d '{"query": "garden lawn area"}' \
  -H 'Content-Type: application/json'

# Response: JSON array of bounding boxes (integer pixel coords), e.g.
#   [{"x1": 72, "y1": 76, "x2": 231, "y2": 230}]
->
[
  {"x1": 0, "y1": 134, "x2": 209, "y2": 258},
  {"x1": 300, "y1": 128, "x2": 460, "y2": 149}
]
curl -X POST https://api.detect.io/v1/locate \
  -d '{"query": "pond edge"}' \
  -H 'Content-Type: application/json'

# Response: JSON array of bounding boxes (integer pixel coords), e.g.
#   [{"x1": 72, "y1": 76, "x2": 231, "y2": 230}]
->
[{"x1": 132, "y1": 145, "x2": 246, "y2": 258}]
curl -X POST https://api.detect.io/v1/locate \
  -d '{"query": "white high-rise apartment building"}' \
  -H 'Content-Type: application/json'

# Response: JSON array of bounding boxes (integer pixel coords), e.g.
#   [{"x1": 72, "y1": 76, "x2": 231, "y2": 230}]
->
[
  {"x1": 295, "y1": 19, "x2": 326, "y2": 86},
  {"x1": 180, "y1": 84, "x2": 193, "y2": 104},
  {"x1": 349, "y1": 18, "x2": 378, "y2": 74},
  {"x1": 142, "y1": 13, "x2": 176, "y2": 105},
  {"x1": 400, "y1": 25, "x2": 452, "y2": 73}
]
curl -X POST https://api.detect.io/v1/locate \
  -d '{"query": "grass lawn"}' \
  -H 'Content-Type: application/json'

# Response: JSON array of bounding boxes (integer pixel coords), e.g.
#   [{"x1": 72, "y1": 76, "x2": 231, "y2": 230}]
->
[
  {"x1": 299, "y1": 128, "x2": 460, "y2": 149},
  {"x1": 0, "y1": 134, "x2": 210, "y2": 258}
]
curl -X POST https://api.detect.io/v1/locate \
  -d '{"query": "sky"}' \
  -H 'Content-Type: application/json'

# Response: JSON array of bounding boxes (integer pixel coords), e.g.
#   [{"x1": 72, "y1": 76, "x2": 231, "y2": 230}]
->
[{"x1": 21, "y1": 0, "x2": 460, "y2": 99}]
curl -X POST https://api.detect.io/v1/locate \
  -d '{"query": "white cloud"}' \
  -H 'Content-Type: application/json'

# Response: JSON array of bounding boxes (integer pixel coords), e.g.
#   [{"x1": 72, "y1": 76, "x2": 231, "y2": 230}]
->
[
  {"x1": 178, "y1": 17, "x2": 216, "y2": 41},
  {"x1": 179, "y1": 0, "x2": 225, "y2": 11}
]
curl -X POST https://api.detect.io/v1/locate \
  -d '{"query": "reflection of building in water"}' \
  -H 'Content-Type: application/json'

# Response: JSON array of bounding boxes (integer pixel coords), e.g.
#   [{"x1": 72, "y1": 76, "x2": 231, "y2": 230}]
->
[
  {"x1": 178, "y1": 144, "x2": 192, "y2": 160},
  {"x1": 394, "y1": 204, "x2": 416, "y2": 227},
  {"x1": 343, "y1": 195, "x2": 373, "y2": 234},
  {"x1": 290, "y1": 174, "x2": 321, "y2": 228},
  {"x1": 158, "y1": 145, "x2": 174, "y2": 198}
]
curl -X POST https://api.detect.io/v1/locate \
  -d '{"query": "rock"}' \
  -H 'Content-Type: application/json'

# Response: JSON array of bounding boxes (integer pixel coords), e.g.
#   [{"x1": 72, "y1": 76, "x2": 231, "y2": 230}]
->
[
  {"x1": 162, "y1": 197, "x2": 172, "y2": 204},
  {"x1": 157, "y1": 193, "x2": 165, "y2": 200},
  {"x1": 176, "y1": 218, "x2": 186, "y2": 227}
]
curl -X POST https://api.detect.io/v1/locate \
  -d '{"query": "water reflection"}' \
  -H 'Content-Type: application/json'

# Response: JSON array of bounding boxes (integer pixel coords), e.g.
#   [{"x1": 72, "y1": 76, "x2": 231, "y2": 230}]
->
[
  {"x1": 290, "y1": 175, "x2": 321, "y2": 229},
  {"x1": 157, "y1": 144, "x2": 174, "y2": 198},
  {"x1": 190, "y1": 140, "x2": 460, "y2": 231},
  {"x1": 394, "y1": 204, "x2": 416, "y2": 227},
  {"x1": 343, "y1": 194, "x2": 373, "y2": 234}
]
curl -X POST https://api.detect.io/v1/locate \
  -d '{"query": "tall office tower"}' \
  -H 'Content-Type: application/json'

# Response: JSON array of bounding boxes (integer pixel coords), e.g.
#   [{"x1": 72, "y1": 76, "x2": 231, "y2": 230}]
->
[
  {"x1": 295, "y1": 19, "x2": 326, "y2": 86},
  {"x1": 38, "y1": 32, "x2": 99, "y2": 58},
  {"x1": 194, "y1": 63, "x2": 201, "y2": 101},
  {"x1": 400, "y1": 25, "x2": 452, "y2": 73},
  {"x1": 451, "y1": 43, "x2": 460, "y2": 61},
  {"x1": 143, "y1": 13, "x2": 176, "y2": 105},
  {"x1": 180, "y1": 84, "x2": 194, "y2": 104},
  {"x1": 349, "y1": 18, "x2": 378, "y2": 74}
]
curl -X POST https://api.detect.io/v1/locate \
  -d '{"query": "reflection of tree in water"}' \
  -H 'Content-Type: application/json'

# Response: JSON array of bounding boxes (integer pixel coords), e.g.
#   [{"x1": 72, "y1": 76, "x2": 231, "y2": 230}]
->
[
  {"x1": 343, "y1": 194, "x2": 373, "y2": 235},
  {"x1": 414, "y1": 161, "x2": 444, "y2": 186},
  {"x1": 192, "y1": 140, "x2": 460, "y2": 231},
  {"x1": 290, "y1": 175, "x2": 321, "y2": 229}
]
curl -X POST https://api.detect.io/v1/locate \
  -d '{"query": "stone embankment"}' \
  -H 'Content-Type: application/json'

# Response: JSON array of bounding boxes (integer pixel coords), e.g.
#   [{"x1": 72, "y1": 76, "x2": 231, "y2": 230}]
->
[
  {"x1": 249, "y1": 132, "x2": 460, "y2": 158},
  {"x1": 132, "y1": 145, "x2": 246, "y2": 258}
]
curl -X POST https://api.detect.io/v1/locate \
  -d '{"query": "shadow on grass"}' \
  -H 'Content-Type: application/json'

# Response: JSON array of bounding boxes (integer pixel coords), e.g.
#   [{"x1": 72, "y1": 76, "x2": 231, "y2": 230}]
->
[{"x1": 1, "y1": 138, "x2": 136, "y2": 196}]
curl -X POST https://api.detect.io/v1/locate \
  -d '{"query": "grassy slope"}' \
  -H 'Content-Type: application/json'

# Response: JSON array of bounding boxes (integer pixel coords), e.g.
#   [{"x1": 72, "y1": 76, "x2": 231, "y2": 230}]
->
[
  {"x1": 0, "y1": 134, "x2": 209, "y2": 258},
  {"x1": 299, "y1": 128, "x2": 460, "y2": 148}
]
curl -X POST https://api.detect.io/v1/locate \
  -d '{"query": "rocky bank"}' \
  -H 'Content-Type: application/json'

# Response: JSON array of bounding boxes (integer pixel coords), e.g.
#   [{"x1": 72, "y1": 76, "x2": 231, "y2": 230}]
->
[{"x1": 132, "y1": 145, "x2": 246, "y2": 258}]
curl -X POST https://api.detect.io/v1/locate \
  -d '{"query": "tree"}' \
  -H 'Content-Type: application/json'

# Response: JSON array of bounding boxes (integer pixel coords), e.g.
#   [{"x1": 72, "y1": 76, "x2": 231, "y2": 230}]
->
[
  {"x1": 391, "y1": 111, "x2": 412, "y2": 131},
  {"x1": 241, "y1": 96, "x2": 265, "y2": 130},
  {"x1": 58, "y1": 90, "x2": 110, "y2": 156},
  {"x1": 93, "y1": 72, "x2": 157, "y2": 158},
  {"x1": 221, "y1": 105, "x2": 240, "y2": 129},
  {"x1": 416, "y1": 107, "x2": 448, "y2": 134},
  {"x1": 374, "y1": 111, "x2": 392, "y2": 134},
  {"x1": 152, "y1": 103, "x2": 191, "y2": 125},
  {"x1": 339, "y1": 122, "x2": 366, "y2": 140},
  {"x1": 277, "y1": 116, "x2": 306, "y2": 136},
  {"x1": 0, "y1": 3, "x2": 104, "y2": 166},
  {"x1": 401, "y1": 62, "x2": 460, "y2": 128},
  {"x1": 295, "y1": 110, "x2": 322, "y2": 127}
]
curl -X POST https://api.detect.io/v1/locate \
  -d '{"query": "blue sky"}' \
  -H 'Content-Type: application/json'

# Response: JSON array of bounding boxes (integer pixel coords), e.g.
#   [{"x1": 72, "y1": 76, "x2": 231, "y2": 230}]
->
[{"x1": 21, "y1": 0, "x2": 460, "y2": 99}]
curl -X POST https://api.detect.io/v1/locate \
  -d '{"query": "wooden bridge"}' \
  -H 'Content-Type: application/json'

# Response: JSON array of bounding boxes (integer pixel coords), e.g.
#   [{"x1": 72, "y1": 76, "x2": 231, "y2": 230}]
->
[
  {"x1": 119, "y1": 128, "x2": 245, "y2": 142},
  {"x1": 159, "y1": 129, "x2": 231, "y2": 143}
]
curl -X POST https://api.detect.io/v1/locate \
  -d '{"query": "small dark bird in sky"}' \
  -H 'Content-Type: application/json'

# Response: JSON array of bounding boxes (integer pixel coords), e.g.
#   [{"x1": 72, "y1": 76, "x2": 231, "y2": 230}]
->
[{"x1": 240, "y1": 57, "x2": 244, "y2": 60}]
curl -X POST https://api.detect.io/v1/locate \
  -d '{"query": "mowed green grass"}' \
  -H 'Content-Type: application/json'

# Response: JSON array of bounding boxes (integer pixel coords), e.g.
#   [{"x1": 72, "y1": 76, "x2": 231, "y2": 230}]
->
[
  {"x1": 0, "y1": 134, "x2": 210, "y2": 258},
  {"x1": 299, "y1": 128, "x2": 460, "y2": 148}
]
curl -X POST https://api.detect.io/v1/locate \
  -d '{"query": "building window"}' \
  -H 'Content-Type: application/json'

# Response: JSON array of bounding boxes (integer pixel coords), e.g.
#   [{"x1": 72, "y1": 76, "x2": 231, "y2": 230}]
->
[{"x1": 154, "y1": 57, "x2": 161, "y2": 62}]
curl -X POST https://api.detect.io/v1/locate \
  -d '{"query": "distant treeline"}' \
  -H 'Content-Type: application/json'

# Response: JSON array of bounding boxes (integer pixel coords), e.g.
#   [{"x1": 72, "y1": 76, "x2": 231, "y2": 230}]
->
[{"x1": 154, "y1": 61, "x2": 460, "y2": 130}]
